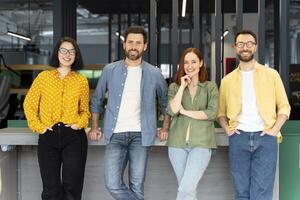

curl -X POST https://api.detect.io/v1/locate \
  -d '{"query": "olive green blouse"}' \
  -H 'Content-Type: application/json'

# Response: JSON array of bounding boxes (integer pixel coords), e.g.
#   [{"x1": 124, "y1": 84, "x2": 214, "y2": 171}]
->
[{"x1": 167, "y1": 81, "x2": 219, "y2": 148}]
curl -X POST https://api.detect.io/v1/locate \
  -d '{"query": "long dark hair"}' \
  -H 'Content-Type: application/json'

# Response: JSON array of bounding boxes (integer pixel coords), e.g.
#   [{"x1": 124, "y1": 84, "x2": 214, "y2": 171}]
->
[
  {"x1": 49, "y1": 37, "x2": 84, "y2": 70},
  {"x1": 174, "y1": 47, "x2": 208, "y2": 85}
]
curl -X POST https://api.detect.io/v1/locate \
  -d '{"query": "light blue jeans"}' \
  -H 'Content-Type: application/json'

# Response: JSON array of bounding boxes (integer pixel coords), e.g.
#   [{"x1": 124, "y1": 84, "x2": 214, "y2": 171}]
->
[
  {"x1": 168, "y1": 147, "x2": 211, "y2": 200},
  {"x1": 104, "y1": 132, "x2": 150, "y2": 200}
]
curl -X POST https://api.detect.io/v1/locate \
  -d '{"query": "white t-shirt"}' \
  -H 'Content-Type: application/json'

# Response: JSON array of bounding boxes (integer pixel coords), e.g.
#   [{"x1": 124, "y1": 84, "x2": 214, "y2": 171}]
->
[
  {"x1": 114, "y1": 66, "x2": 142, "y2": 133},
  {"x1": 237, "y1": 70, "x2": 265, "y2": 132}
]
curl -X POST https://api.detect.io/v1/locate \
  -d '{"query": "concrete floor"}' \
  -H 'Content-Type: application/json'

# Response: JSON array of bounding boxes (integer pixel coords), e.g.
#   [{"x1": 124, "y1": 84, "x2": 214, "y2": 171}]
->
[
  {"x1": 144, "y1": 147, "x2": 233, "y2": 200},
  {"x1": 16, "y1": 146, "x2": 233, "y2": 200}
]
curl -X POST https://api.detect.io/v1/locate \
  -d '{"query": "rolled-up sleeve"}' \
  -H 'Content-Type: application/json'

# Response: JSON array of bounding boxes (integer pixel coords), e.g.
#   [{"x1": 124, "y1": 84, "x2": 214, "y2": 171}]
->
[
  {"x1": 90, "y1": 67, "x2": 108, "y2": 114},
  {"x1": 202, "y1": 82, "x2": 219, "y2": 121},
  {"x1": 274, "y1": 71, "x2": 291, "y2": 118},
  {"x1": 217, "y1": 79, "x2": 227, "y2": 119},
  {"x1": 167, "y1": 83, "x2": 179, "y2": 117},
  {"x1": 157, "y1": 72, "x2": 168, "y2": 115}
]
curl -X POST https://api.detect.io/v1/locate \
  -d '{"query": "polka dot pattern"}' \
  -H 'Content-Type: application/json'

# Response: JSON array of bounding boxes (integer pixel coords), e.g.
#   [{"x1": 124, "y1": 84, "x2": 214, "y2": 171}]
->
[{"x1": 23, "y1": 70, "x2": 90, "y2": 133}]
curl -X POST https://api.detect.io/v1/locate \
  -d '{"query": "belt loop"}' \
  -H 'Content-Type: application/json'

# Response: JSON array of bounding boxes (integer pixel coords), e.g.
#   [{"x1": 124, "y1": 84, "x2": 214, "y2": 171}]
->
[{"x1": 56, "y1": 122, "x2": 64, "y2": 127}]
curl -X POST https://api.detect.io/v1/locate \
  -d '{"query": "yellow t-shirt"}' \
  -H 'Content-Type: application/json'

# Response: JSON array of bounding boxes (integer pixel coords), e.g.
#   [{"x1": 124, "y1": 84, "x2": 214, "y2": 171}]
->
[{"x1": 24, "y1": 69, "x2": 90, "y2": 133}]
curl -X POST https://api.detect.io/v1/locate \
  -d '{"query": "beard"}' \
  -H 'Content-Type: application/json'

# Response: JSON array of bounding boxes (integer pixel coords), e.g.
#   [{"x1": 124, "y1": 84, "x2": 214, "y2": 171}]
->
[
  {"x1": 237, "y1": 51, "x2": 254, "y2": 62},
  {"x1": 125, "y1": 49, "x2": 143, "y2": 61}
]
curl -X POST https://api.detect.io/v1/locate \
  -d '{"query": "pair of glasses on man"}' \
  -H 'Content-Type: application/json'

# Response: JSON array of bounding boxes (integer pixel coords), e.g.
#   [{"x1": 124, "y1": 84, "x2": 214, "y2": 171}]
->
[
  {"x1": 59, "y1": 48, "x2": 76, "y2": 55},
  {"x1": 235, "y1": 41, "x2": 256, "y2": 48}
]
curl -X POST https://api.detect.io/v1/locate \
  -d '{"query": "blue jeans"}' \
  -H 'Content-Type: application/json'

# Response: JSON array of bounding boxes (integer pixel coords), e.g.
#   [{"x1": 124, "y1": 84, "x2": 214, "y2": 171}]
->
[
  {"x1": 104, "y1": 132, "x2": 150, "y2": 200},
  {"x1": 168, "y1": 147, "x2": 211, "y2": 200},
  {"x1": 229, "y1": 130, "x2": 277, "y2": 200}
]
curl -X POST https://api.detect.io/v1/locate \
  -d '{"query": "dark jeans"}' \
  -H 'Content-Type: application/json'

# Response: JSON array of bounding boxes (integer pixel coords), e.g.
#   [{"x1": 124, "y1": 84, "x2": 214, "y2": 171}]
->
[
  {"x1": 229, "y1": 130, "x2": 278, "y2": 200},
  {"x1": 104, "y1": 132, "x2": 150, "y2": 200},
  {"x1": 38, "y1": 122, "x2": 88, "y2": 200}
]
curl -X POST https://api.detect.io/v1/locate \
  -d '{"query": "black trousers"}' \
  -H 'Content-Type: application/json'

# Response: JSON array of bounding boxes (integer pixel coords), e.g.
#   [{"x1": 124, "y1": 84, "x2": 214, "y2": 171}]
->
[{"x1": 38, "y1": 122, "x2": 88, "y2": 200}]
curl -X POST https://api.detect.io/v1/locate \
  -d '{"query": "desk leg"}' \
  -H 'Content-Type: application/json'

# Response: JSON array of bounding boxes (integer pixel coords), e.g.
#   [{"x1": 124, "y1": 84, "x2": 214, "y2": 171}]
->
[
  {"x1": 273, "y1": 144, "x2": 279, "y2": 200},
  {"x1": 17, "y1": 146, "x2": 22, "y2": 200}
]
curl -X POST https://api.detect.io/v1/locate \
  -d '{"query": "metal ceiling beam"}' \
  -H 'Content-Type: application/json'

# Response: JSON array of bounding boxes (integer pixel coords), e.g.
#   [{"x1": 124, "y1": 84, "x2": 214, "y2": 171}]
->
[
  {"x1": 215, "y1": 0, "x2": 222, "y2": 86},
  {"x1": 193, "y1": 0, "x2": 200, "y2": 50},
  {"x1": 149, "y1": 0, "x2": 157, "y2": 65},
  {"x1": 53, "y1": 0, "x2": 77, "y2": 44},
  {"x1": 258, "y1": 0, "x2": 265, "y2": 64},
  {"x1": 236, "y1": 0, "x2": 243, "y2": 32},
  {"x1": 171, "y1": 0, "x2": 178, "y2": 78},
  {"x1": 279, "y1": 0, "x2": 290, "y2": 91}
]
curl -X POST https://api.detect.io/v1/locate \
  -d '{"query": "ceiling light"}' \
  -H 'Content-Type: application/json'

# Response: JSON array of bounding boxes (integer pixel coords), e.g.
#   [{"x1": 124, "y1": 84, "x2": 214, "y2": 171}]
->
[
  {"x1": 115, "y1": 32, "x2": 124, "y2": 41},
  {"x1": 221, "y1": 29, "x2": 229, "y2": 40},
  {"x1": 181, "y1": 0, "x2": 187, "y2": 17},
  {"x1": 7, "y1": 31, "x2": 31, "y2": 41}
]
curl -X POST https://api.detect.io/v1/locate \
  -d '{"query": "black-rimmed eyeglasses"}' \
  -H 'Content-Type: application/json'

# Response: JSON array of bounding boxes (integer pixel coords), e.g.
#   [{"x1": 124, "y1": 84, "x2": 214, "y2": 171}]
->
[
  {"x1": 235, "y1": 41, "x2": 256, "y2": 48},
  {"x1": 59, "y1": 48, "x2": 76, "y2": 56}
]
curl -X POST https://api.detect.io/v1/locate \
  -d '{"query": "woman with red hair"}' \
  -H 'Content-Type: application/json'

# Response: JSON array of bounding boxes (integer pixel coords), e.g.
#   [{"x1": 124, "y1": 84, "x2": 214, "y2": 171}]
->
[{"x1": 167, "y1": 47, "x2": 219, "y2": 200}]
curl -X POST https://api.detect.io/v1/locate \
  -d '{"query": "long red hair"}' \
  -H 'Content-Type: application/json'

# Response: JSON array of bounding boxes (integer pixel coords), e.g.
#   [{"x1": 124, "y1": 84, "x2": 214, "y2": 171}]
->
[{"x1": 174, "y1": 47, "x2": 208, "y2": 85}]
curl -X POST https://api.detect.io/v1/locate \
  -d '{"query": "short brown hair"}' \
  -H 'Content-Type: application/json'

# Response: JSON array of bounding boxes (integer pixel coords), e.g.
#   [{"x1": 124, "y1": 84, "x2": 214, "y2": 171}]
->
[
  {"x1": 234, "y1": 30, "x2": 257, "y2": 44},
  {"x1": 124, "y1": 26, "x2": 147, "y2": 44},
  {"x1": 174, "y1": 47, "x2": 208, "y2": 85}
]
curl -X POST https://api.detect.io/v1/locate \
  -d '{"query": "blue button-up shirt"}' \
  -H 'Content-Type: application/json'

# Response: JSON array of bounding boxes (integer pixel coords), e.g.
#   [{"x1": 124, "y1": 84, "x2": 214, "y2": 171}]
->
[{"x1": 90, "y1": 60, "x2": 168, "y2": 146}]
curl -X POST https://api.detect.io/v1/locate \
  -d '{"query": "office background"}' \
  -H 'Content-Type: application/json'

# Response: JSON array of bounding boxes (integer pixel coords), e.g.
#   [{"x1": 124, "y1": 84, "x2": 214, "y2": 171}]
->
[{"x1": 0, "y1": 1, "x2": 299, "y2": 200}]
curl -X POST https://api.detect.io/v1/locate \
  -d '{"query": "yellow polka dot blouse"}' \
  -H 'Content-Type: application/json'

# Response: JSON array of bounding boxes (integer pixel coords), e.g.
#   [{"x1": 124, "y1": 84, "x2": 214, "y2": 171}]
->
[{"x1": 24, "y1": 70, "x2": 90, "y2": 133}]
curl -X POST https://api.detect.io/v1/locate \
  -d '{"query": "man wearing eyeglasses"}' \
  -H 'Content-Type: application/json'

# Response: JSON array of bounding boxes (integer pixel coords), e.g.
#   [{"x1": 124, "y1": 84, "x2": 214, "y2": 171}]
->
[{"x1": 218, "y1": 30, "x2": 290, "y2": 200}]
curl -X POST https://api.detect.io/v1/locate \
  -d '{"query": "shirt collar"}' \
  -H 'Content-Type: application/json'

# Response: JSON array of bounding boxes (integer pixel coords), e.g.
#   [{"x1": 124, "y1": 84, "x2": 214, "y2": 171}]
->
[
  {"x1": 121, "y1": 59, "x2": 145, "y2": 71},
  {"x1": 53, "y1": 69, "x2": 75, "y2": 77},
  {"x1": 198, "y1": 81, "x2": 206, "y2": 87},
  {"x1": 237, "y1": 61, "x2": 261, "y2": 73}
]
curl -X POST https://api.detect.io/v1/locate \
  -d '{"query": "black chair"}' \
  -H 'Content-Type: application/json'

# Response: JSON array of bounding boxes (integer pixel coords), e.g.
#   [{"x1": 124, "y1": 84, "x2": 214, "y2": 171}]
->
[
  {"x1": 0, "y1": 54, "x2": 20, "y2": 127},
  {"x1": 0, "y1": 74, "x2": 12, "y2": 126}
]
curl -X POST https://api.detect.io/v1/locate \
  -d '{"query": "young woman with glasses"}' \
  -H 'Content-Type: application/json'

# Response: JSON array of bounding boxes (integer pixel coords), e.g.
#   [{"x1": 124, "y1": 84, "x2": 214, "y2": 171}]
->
[{"x1": 24, "y1": 37, "x2": 90, "y2": 200}]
